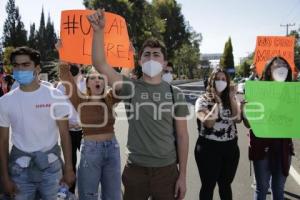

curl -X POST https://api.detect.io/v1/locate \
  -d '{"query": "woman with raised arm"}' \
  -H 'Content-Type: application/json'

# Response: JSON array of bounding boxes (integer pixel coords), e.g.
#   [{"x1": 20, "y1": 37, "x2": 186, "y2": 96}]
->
[
  {"x1": 59, "y1": 63, "x2": 121, "y2": 200},
  {"x1": 195, "y1": 67, "x2": 241, "y2": 200}
]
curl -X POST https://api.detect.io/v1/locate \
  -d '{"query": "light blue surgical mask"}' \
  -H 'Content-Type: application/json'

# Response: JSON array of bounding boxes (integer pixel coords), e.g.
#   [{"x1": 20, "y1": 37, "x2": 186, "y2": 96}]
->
[{"x1": 13, "y1": 70, "x2": 35, "y2": 85}]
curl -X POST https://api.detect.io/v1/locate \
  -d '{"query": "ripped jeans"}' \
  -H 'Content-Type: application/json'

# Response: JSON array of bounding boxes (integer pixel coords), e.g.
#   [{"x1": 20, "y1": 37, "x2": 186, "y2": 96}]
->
[{"x1": 77, "y1": 138, "x2": 121, "y2": 200}]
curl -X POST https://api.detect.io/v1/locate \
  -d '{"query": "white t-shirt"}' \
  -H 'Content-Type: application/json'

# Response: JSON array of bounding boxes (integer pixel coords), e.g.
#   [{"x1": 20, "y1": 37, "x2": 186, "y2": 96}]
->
[
  {"x1": 76, "y1": 77, "x2": 86, "y2": 94},
  {"x1": 11, "y1": 80, "x2": 53, "y2": 90},
  {"x1": 0, "y1": 84, "x2": 71, "y2": 152}
]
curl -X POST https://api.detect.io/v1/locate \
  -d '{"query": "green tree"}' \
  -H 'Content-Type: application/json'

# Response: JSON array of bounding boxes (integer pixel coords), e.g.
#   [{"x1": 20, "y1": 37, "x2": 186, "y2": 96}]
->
[
  {"x1": 173, "y1": 42, "x2": 200, "y2": 79},
  {"x1": 237, "y1": 60, "x2": 251, "y2": 77},
  {"x1": 236, "y1": 52, "x2": 254, "y2": 77},
  {"x1": 129, "y1": 0, "x2": 165, "y2": 50},
  {"x1": 28, "y1": 23, "x2": 38, "y2": 49},
  {"x1": 3, "y1": 46, "x2": 15, "y2": 74},
  {"x1": 3, "y1": 0, "x2": 27, "y2": 47},
  {"x1": 44, "y1": 14, "x2": 58, "y2": 61},
  {"x1": 83, "y1": 0, "x2": 132, "y2": 17},
  {"x1": 40, "y1": 61, "x2": 58, "y2": 81},
  {"x1": 0, "y1": 44, "x2": 3, "y2": 65},
  {"x1": 82, "y1": 0, "x2": 201, "y2": 74},
  {"x1": 152, "y1": 0, "x2": 191, "y2": 59},
  {"x1": 35, "y1": 9, "x2": 58, "y2": 61},
  {"x1": 289, "y1": 30, "x2": 300, "y2": 71},
  {"x1": 198, "y1": 60, "x2": 212, "y2": 79},
  {"x1": 36, "y1": 8, "x2": 47, "y2": 60},
  {"x1": 220, "y1": 37, "x2": 235, "y2": 75}
]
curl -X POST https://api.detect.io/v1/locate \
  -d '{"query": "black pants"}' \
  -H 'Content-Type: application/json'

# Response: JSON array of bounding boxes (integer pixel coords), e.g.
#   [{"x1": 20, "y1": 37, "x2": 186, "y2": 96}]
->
[
  {"x1": 194, "y1": 136, "x2": 240, "y2": 200},
  {"x1": 69, "y1": 130, "x2": 83, "y2": 193}
]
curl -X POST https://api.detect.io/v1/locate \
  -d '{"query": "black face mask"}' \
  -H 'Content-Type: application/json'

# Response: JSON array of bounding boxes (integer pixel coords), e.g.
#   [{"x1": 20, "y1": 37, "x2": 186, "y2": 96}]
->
[{"x1": 70, "y1": 64, "x2": 79, "y2": 77}]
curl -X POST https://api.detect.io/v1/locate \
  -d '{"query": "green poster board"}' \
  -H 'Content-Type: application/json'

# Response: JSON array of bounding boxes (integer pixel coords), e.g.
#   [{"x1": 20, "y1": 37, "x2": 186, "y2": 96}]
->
[{"x1": 245, "y1": 81, "x2": 300, "y2": 138}]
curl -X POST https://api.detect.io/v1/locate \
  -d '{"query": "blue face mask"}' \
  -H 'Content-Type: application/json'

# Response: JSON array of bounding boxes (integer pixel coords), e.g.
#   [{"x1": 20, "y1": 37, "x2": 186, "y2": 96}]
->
[{"x1": 13, "y1": 70, "x2": 35, "y2": 85}]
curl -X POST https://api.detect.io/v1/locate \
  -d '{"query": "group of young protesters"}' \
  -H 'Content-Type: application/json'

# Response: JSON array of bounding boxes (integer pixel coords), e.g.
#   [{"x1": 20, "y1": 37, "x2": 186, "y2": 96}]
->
[{"x1": 0, "y1": 8, "x2": 294, "y2": 200}]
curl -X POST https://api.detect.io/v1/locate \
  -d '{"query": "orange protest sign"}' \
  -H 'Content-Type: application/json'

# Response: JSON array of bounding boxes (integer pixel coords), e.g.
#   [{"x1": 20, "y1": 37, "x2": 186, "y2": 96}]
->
[
  {"x1": 254, "y1": 36, "x2": 296, "y2": 77},
  {"x1": 59, "y1": 10, "x2": 134, "y2": 68}
]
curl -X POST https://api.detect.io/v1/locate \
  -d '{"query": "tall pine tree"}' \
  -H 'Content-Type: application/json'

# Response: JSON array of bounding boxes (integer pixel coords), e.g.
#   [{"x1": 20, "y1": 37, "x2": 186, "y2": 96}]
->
[
  {"x1": 220, "y1": 37, "x2": 235, "y2": 76},
  {"x1": 45, "y1": 14, "x2": 58, "y2": 61},
  {"x1": 28, "y1": 23, "x2": 37, "y2": 49},
  {"x1": 3, "y1": 0, "x2": 27, "y2": 47},
  {"x1": 128, "y1": 0, "x2": 165, "y2": 50},
  {"x1": 37, "y1": 8, "x2": 47, "y2": 60}
]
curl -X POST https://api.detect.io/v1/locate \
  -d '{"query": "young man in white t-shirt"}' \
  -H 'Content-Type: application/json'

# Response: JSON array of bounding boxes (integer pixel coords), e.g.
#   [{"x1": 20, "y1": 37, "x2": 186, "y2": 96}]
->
[{"x1": 0, "y1": 46, "x2": 75, "y2": 199}]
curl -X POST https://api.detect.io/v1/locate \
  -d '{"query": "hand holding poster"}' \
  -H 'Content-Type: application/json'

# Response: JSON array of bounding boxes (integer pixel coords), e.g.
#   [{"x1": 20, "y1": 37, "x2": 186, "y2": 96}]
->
[
  {"x1": 245, "y1": 81, "x2": 300, "y2": 138},
  {"x1": 253, "y1": 36, "x2": 296, "y2": 77},
  {"x1": 59, "y1": 10, "x2": 134, "y2": 68}
]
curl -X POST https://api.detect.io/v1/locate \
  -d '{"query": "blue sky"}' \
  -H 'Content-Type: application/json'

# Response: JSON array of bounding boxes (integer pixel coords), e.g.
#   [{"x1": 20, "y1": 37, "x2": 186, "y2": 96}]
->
[{"x1": 1, "y1": 0, "x2": 300, "y2": 63}]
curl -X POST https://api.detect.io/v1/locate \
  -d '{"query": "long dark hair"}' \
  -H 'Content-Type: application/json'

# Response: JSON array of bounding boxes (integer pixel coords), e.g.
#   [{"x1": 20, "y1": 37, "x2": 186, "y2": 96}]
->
[
  {"x1": 206, "y1": 68, "x2": 231, "y2": 110},
  {"x1": 261, "y1": 56, "x2": 292, "y2": 82}
]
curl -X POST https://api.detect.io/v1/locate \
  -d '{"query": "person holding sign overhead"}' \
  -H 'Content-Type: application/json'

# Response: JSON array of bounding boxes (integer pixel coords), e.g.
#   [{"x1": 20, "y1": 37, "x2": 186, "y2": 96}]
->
[
  {"x1": 88, "y1": 9, "x2": 189, "y2": 200},
  {"x1": 242, "y1": 56, "x2": 294, "y2": 200},
  {"x1": 58, "y1": 63, "x2": 121, "y2": 200}
]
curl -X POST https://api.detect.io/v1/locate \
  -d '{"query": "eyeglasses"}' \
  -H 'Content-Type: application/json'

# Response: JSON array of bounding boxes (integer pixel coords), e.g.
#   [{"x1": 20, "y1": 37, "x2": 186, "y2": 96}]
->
[{"x1": 163, "y1": 70, "x2": 173, "y2": 73}]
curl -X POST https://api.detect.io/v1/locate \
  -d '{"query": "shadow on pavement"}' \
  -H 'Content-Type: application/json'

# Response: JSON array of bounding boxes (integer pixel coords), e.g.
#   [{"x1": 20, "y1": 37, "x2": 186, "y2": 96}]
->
[{"x1": 284, "y1": 191, "x2": 300, "y2": 200}]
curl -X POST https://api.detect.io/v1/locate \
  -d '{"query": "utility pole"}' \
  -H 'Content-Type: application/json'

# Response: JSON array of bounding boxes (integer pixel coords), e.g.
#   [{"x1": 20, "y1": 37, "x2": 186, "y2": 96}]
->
[{"x1": 280, "y1": 23, "x2": 295, "y2": 35}]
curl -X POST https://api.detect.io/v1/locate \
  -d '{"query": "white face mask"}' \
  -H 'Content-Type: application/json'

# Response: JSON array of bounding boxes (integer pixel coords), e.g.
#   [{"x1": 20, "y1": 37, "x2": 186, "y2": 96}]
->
[
  {"x1": 215, "y1": 80, "x2": 227, "y2": 92},
  {"x1": 162, "y1": 73, "x2": 173, "y2": 83},
  {"x1": 272, "y1": 67, "x2": 288, "y2": 82},
  {"x1": 142, "y1": 60, "x2": 163, "y2": 78}
]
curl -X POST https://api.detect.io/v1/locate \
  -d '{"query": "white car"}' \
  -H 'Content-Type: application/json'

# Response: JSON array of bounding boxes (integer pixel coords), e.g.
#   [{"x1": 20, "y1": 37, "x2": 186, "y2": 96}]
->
[{"x1": 237, "y1": 78, "x2": 249, "y2": 94}]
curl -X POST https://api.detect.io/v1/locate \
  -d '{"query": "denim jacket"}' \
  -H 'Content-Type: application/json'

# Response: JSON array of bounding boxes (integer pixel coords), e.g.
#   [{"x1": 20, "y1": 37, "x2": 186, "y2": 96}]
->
[{"x1": 9, "y1": 144, "x2": 61, "y2": 182}]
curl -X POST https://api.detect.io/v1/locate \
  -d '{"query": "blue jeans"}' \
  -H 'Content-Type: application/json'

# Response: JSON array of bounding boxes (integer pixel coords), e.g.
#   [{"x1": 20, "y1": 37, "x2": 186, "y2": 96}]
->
[
  {"x1": 77, "y1": 138, "x2": 121, "y2": 200},
  {"x1": 253, "y1": 155, "x2": 290, "y2": 200},
  {"x1": 5, "y1": 159, "x2": 62, "y2": 200}
]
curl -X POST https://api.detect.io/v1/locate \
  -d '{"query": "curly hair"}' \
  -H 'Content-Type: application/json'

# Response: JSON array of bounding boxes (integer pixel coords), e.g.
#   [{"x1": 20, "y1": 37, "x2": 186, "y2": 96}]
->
[
  {"x1": 10, "y1": 46, "x2": 41, "y2": 66},
  {"x1": 138, "y1": 38, "x2": 167, "y2": 60}
]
